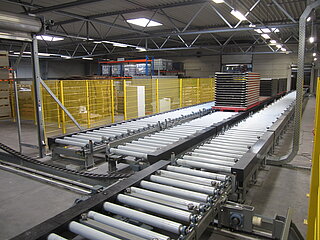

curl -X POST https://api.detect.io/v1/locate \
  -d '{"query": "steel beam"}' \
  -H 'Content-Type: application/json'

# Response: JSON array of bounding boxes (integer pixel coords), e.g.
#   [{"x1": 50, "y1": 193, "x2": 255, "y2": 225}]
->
[
  {"x1": 40, "y1": 79, "x2": 82, "y2": 130},
  {"x1": 271, "y1": 0, "x2": 297, "y2": 23},
  {"x1": 29, "y1": 0, "x2": 105, "y2": 14}
]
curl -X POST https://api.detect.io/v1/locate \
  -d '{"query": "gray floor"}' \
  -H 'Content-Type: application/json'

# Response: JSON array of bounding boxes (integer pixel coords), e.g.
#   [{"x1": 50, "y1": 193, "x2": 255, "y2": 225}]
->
[
  {"x1": 0, "y1": 97, "x2": 315, "y2": 239},
  {"x1": 0, "y1": 170, "x2": 81, "y2": 239}
]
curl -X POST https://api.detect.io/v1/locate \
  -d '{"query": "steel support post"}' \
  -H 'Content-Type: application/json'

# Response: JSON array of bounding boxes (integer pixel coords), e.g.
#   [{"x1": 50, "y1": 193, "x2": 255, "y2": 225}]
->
[
  {"x1": 13, "y1": 80, "x2": 22, "y2": 153},
  {"x1": 123, "y1": 80, "x2": 127, "y2": 120},
  {"x1": 179, "y1": 78, "x2": 183, "y2": 108},
  {"x1": 156, "y1": 79, "x2": 159, "y2": 113},
  {"x1": 293, "y1": 1, "x2": 320, "y2": 154},
  {"x1": 111, "y1": 79, "x2": 115, "y2": 123},
  {"x1": 31, "y1": 36, "x2": 45, "y2": 157}
]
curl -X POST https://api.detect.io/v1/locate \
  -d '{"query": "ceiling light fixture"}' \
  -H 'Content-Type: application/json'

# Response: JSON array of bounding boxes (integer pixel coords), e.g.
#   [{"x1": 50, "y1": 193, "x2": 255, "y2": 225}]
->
[
  {"x1": 261, "y1": 28, "x2": 271, "y2": 33},
  {"x1": 314, "y1": 57, "x2": 318, "y2": 61},
  {"x1": 276, "y1": 44, "x2": 282, "y2": 48},
  {"x1": 136, "y1": 47, "x2": 146, "y2": 52},
  {"x1": 281, "y1": 48, "x2": 286, "y2": 52},
  {"x1": 309, "y1": 36, "x2": 315, "y2": 43},
  {"x1": 36, "y1": 35, "x2": 64, "y2": 41},
  {"x1": 127, "y1": 18, "x2": 162, "y2": 27},
  {"x1": 261, "y1": 34, "x2": 270, "y2": 39},
  {"x1": 313, "y1": 53, "x2": 317, "y2": 57},
  {"x1": 270, "y1": 40, "x2": 277, "y2": 44},
  {"x1": 13, "y1": 51, "x2": 51, "y2": 56},
  {"x1": 61, "y1": 55, "x2": 72, "y2": 59},
  {"x1": 212, "y1": 0, "x2": 224, "y2": 3},
  {"x1": 307, "y1": 16, "x2": 311, "y2": 22},
  {"x1": 230, "y1": 10, "x2": 247, "y2": 21},
  {"x1": 82, "y1": 57, "x2": 93, "y2": 60},
  {"x1": 113, "y1": 43, "x2": 128, "y2": 48}
]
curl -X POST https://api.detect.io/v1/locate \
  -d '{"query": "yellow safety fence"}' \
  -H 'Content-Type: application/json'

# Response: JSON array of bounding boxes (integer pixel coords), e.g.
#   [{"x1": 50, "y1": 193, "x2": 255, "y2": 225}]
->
[
  {"x1": 307, "y1": 77, "x2": 320, "y2": 240},
  {"x1": 11, "y1": 78, "x2": 215, "y2": 138}
]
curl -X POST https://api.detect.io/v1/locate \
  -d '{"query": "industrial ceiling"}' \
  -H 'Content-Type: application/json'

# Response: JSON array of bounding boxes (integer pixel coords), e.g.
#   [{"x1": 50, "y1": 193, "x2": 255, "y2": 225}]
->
[{"x1": 0, "y1": 0, "x2": 318, "y2": 59}]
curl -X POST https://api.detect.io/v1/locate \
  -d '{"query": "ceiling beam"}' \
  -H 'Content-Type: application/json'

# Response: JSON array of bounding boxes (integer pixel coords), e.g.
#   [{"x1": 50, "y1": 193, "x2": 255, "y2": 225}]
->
[
  {"x1": 54, "y1": 0, "x2": 208, "y2": 26},
  {"x1": 29, "y1": 0, "x2": 105, "y2": 14},
  {"x1": 1, "y1": 0, "x2": 149, "y2": 35}
]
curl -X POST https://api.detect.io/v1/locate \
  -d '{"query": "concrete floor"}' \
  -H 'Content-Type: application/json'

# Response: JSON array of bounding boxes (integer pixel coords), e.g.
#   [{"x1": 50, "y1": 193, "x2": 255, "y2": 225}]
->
[
  {"x1": 0, "y1": 170, "x2": 81, "y2": 239},
  {"x1": 0, "y1": 97, "x2": 316, "y2": 239}
]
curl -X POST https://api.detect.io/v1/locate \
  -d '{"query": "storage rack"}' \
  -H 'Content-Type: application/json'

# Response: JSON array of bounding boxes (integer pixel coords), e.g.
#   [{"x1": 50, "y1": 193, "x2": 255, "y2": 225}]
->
[
  {"x1": 99, "y1": 56, "x2": 155, "y2": 77},
  {"x1": 0, "y1": 51, "x2": 13, "y2": 119}
]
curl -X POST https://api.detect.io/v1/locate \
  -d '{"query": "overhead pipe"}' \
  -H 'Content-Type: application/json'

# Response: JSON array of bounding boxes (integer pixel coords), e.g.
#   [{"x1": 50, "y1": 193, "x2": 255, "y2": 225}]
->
[
  {"x1": 267, "y1": 0, "x2": 320, "y2": 165},
  {"x1": 0, "y1": 10, "x2": 42, "y2": 33}
]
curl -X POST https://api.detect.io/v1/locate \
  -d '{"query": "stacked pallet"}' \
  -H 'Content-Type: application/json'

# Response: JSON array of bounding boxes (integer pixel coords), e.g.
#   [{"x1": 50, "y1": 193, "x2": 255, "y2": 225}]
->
[
  {"x1": 278, "y1": 78, "x2": 287, "y2": 93},
  {"x1": 260, "y1": 78, "x2": 278, "y2": 96},
  {"x1": 0, "y1": 51, "x2": 12, "y2": 119},
  {"x1": 215, "y1": 72, "x2": 260, "y2": 108},
  {"x1": 259, "y1": 78, "x2": 287, "y2": 97}
]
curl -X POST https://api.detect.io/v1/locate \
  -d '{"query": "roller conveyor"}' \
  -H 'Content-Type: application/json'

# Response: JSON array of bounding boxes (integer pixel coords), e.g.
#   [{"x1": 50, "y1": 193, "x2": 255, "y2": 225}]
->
[
  {"x1": 52, "y1": 101, "x2": 215, "y2": 149},
  {"x1": 108, "y1": 111, "x2": 236, "y2": 159},
  {"x1": 14, "y1": 92, "x2": 298, "y2": 240}
]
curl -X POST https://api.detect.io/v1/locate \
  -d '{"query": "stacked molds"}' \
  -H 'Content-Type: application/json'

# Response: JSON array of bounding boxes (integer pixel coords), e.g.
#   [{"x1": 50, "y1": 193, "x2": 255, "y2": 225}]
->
[
  {"x1": 259, "y1": 78, "x2": 287, "y2": 97},
  {"x1": 215, "y1": 72, "x2": 260, "y2": 108},
  {"x1": 260, "y1": 78, "x2": 278, "y2": 97}
]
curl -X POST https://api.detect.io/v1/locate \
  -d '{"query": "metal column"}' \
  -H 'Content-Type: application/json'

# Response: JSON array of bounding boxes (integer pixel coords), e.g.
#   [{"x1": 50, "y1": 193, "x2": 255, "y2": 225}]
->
[
  {"x1": 31, "y1": 36, "x2": 45, "y2": 157},
  {"x1": 293, "y1": 0, "x2": 320, "y2": 154}
]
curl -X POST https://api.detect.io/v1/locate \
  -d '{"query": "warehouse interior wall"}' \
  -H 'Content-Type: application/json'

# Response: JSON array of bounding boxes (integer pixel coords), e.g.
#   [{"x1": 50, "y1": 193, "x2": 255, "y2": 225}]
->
[
  {"x1": 15, "y1": 59, "x2": 86, "y2": 79},
  {"x1": 13, "y1": 53, "x2": 313, "y2": 80},
  {"x1": 252, "y1": 54, "x2": 298, "y2": 78},
  {"x1": 170, "y1": 55, "x2": 221, "y2": 78}
]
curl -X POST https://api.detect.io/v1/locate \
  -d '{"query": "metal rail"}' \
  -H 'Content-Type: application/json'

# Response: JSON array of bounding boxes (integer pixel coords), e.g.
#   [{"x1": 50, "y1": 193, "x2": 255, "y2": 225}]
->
[{"x1": 0, "y1": 161, "x2": 92, "y2": 194}]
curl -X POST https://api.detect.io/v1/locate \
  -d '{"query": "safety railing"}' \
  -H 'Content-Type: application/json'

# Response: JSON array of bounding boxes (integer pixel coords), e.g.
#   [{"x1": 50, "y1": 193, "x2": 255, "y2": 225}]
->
[
  {"x1": 307, "y1": 77, "x2": 320, "y2": 240},
  {"x1": 10, "y1": 78, "x2": 215, "y2": 138}
]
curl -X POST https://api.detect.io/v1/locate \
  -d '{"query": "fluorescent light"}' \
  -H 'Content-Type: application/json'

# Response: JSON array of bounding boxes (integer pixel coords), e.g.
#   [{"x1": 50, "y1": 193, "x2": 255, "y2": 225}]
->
[
  {"x1": 38, "y1": 53, "x2": 51, "y2": 56},
  {"x1": 313, "y1": 53, "x2": 316, "y2": 57},
  {"x1": 93, "y1": 41, "x2": 102, "y2": 44},
  {"x1": 309, "y1": 36, "x2": 315, "y2": 43},
  {"x1": 113, "y1": 43, "x2": 128, "y2": 48},
  {"x1": 136, "y1": 47, "x2": 146, "y2": 52},
  {"x1": 261, "y1": 34, "x2": 270, "y2": 39},
  {"x1": 61, "y1": 55, "x2": 72, "y2": 59},
  {"x1": 212, "y1": 0, "x2": 224, "y2": 3},
  {"x1": 261, "y1": 28, "x2": 271, "y2": 33},
  {"x1": 314, "y1": 58, "x2": 318, "y2": 61},
  {"x1": 281, "y1": 48, "x2": 286, "y2": 52},
  {"x1": 13, "y1": 51, "x2": 51, "y2": 56},
  {"x1": 276, "y1": 44, "x2": 282, "y2": 48},
  {"x1": 82, "y1": 57, "x2": 93, "y2": 60},
  {"x1": 254, "y1": 29, "x2": 263, "y2": 33},
  {"x1": 270, "y1": 40, "x2": 277, "y2": 44},
  {"x1": 36, "y1": 35, "x2": 64, "y2": 41},
  {"x1": 127, "y1": 18, "x2": 162, "y2": 27},
  {"x1": 231, "y1": 10, "x2": 247, "y2": 21},
  {"x1": 271, "y1": 28, "x2": 280, "y2": 33},
  {"x1": 307, "y1": 16, "x2": 311, "y2": 22}
]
